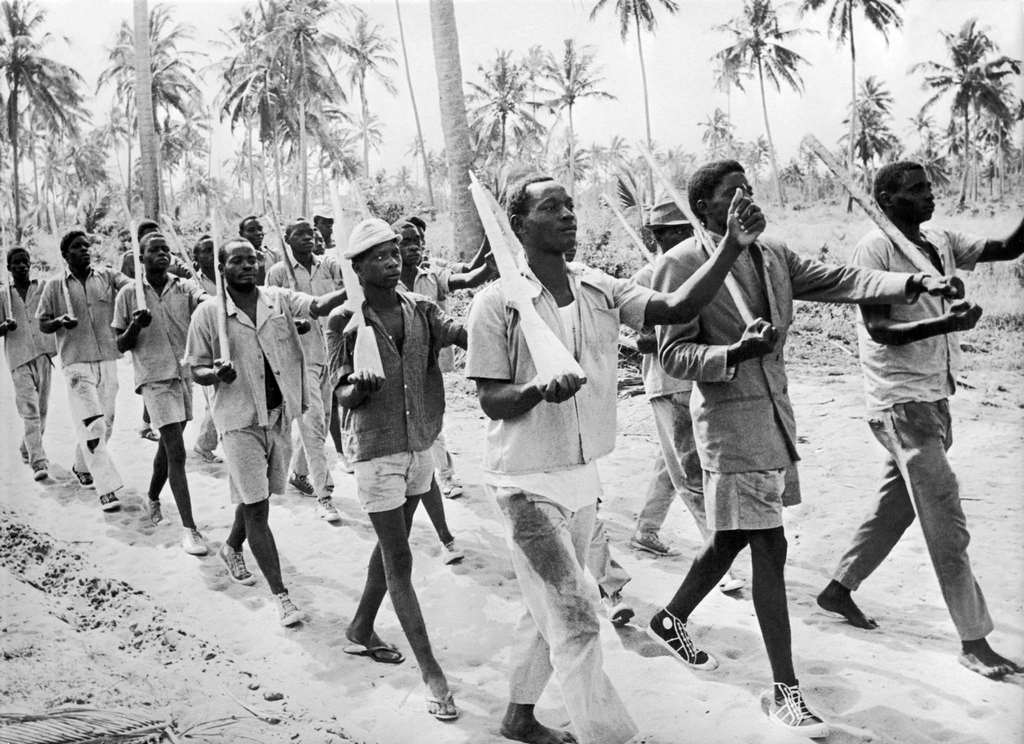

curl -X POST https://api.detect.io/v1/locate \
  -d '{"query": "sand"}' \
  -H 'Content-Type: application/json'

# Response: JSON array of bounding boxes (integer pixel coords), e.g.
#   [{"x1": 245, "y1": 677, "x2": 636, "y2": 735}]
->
[{"x1": 1, "y1": 355, "x2": 1022, "y2": 744}]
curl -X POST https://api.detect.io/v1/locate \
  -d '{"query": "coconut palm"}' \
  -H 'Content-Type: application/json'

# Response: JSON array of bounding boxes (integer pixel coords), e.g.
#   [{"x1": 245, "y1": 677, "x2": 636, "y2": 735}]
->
[
  {"x1": 0, "y1": 0, "x2": 87, "y2": 237},
  {"x1": 262, "y1": 0, "x2": 347, "y2": 216},
  {"x1": 339, "y1": 6, "x2": 397, "y2": 180},
  {"x1": 840, "y1": 75, "x2": 900, "y2": 182},
  {"x1": 98, "y1": 2, "x2": 203, "y2": 215},
  {"x1": 541, "y1": 39, "x2": 615, "y2": 196},
  {"x1": 395, "y1": 0, "x2": 434, "y2": 208},
  {"x1": 588, "y1": 0, "x2": 678, "y2": 164},
  {"x1": 467, "y1": 50, "x2": 543, "y2": 166},
  {"x1": 714, "y1": 0, "x2": 809, "y2": 206},
  {"x1": 700, "y1": 107, "x2": 736, "y2": 159},
  {"x1": 800, "y1": 0, "x2": 904, "y2": 177},
  {"x1": 912, "y1": 18, "x2": 1021, "y2": 205},
  {"x1": 428, "y1": 0, "x2": 483, "y2": 259}
]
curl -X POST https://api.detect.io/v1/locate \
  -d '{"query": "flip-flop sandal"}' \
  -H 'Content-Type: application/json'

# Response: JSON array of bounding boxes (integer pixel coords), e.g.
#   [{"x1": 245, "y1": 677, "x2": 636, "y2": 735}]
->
[
  {"x1": 425, "y1": 692, "x2": 459, "y2": 721},
  {"x1": 343, "y1": 642, "x2": 405, "y2": 665}
]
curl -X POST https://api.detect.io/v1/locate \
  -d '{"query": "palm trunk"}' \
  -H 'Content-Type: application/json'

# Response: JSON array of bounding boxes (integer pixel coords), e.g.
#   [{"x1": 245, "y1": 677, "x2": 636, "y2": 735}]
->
[
  {"x1": 567, "y1": 104, "x2": 576, "y2": 197},
  {"x1": 247, "y1": 121, "x2": 256, "y2": 204},
  {"x1": 634, "y1": 6, "x2": 655, "y2": 200},
  {"x1": 846, "y1": 9, "x2": 856, "y2": 213},
  {"x1": 957, "y1": 107, "x2": 969, "y2": 207},
  {"x1": 360, "y1": 80, "x2": 370, "y2": 178},
  {"x1": 9, "y1": 84, "x2": 22, "y2": 239},
  {"x1": 126, "y1": 122, "x2": 133, "y2": 207},
  {"x1": 271, "y1": 128, "x2": 283, "y2": 213},
  {"x1": 299, "y1": 97, "x2": 308, "y2": 217},
  {"x1": 134, "y1": 0, "x2": 160, "y2": 219},
  {"x1": 396, "y1": 0, "x2": 435, "y2": 208},
  {"x1": 30, "y1": 127, "x2": 41, "y2": 229},
  {"x1": 756, "y1": 58, "x2": 785, "y2": 207},
  {"x1": 429, "y1": 0, "x2": 484, "y2": 260}
]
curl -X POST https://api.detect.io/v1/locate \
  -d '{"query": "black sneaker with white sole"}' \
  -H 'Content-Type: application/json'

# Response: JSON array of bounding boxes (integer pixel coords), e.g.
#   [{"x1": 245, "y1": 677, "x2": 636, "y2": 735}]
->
[
  {"x1": 648, "y1": 608, "x2": 718, "y2": 670},
  {"x1": 99, "y1": 492, "x2": 121, "y2": 512}
]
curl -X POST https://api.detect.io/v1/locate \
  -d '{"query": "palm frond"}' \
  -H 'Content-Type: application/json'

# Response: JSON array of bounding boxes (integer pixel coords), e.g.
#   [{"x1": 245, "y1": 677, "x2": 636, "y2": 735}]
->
[{"x1": 0, "y1": 707, "x2": 170, "y2": 744}]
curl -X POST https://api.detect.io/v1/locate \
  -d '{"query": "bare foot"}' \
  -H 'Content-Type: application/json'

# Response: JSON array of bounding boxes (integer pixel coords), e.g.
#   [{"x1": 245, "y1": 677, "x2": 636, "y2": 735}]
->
[
  {"x1": 817, "y1": 580, "x2": 878, "y2": 630},
  {"x1": 344, "y1": 627, "x2": 395, "y2": 651},
  {"x1": 960, "y1": 639, "x2": 1024, "y2": 679},
  {"x1": 501, "y1": 704, "x2": 577, "y2": 744}
]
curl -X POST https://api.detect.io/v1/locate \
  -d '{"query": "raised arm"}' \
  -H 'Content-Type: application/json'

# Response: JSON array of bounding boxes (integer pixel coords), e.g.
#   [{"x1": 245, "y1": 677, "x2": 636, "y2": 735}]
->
[
  {"x1": 978, "y1": 216, "x2": 1024, "y2": 263},
  {"x1": 642, "y1": 191, "x2": 762, "y2": 326}
]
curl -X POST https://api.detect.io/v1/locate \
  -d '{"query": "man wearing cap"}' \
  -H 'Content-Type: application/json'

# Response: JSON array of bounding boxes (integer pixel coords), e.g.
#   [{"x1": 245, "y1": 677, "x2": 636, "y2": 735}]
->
[
  {"x1": 313, "y1": 212, "x2": 334, "y2": 252},
  {"x1": 326, "y1": 217, "x2": 465, "y2": 721},
  {"x1": 185, "y1": 237, "x2": 347, "y2": 627},
  {"x1": 113, "y1": 232, "x2": 209, "y2": 555},
  {"x1": 266, "y1": 219, "x2": 344, "y2": 523},
  {"x1": 629, "y1": 200, "x2": 747, "y2": 593},
  {"x1": 395, "y1": 218, "x2": 494, "y2": 500},
  {"x1": 1, "y1": 246, "x2": 58, "y2": 481},
  {"x1": 465, "y1": 174, "x2": 768, "y2": 744}
]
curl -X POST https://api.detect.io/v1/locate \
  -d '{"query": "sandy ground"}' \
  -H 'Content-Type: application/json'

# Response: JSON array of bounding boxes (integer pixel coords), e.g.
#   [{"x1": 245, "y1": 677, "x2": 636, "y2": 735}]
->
[{"x1": 1, "y1": 352, "x2": 1022, "y2": 744}]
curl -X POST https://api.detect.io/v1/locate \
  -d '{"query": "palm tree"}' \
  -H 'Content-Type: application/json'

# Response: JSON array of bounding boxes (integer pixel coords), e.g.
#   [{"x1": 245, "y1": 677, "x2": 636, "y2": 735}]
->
[
  {"x1": 467, "y1": 50, "x2": 543, "y2": 166},
  {"x1": 262, "y1": 0, "x2": 347, "y2": 217},
  {"x1": 715, "y1": 0, "x2": 809, "y2": 206},
  {"x1": 800, "y1": 0, "x2": 904, "y2": 178},
  {"x1": 589, "y1": 0, "x2": 678, "y2": 181},
  {"x1": 699, "y1": 107, "x2": 736, "y2": 159},
  {"x1": 98, "y1": 2, "x2": 203, "y2": 216},
  {"x1": 428, "y1": 0, "x2": 482, "y2": 259},
  {"x1": 541, "y1": 39, "x2": 615, "y2": 196},
  {"x1": 339, "y1": 7, "x2": 397, "y2": 180},
  {"x1": 0, "y1": 0, "x2": 87, "y2": 237},
  {"x1": 912, "y1": 18, "x2": 1021, "y2": 205},
  {"x1": 840, "y1": 75, "x2": 899, "y2": 182},
  {"x1": 395, "y1": 0, "x2": 434, "y2": 208}
]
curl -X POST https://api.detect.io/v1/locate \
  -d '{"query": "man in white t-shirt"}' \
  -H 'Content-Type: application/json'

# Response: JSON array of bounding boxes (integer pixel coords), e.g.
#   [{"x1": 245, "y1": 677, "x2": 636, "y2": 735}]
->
[{"x1": 466, "y1": 174, "x2": 767, "y2": 744}]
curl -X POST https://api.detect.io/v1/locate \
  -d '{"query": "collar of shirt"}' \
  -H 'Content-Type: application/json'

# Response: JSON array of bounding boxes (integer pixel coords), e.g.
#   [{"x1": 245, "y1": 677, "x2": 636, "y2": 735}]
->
[
  {"x1": 223, "y1": 286, "x2": 281, "y2": 330},
  {"x1": 63, "y1": 265, "x2": 95, "y2": 282},
  {"x1": 141, "y1": 272, "x2": 182, "y2": 296}
]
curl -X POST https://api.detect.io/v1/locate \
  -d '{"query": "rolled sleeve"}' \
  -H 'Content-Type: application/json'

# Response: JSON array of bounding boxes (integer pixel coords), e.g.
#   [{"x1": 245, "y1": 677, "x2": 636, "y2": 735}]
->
[
  {"x1": 325, "y1": 308, "x2": 354, "y2": 388},
  {"x1": 609, "y1": 276, "x2": 654, "y2": 332},
  {"x1": 112, "y1": 285, "x2": 132, "y2": 331},
  {"x1": 465, "y1": 287, "x2": 512, "y2": 381},
  {"x1": 184, "y1": 304, "x2": 217, "y2": 368},
  {"x1": 35, "y1": 279, "x2": 62, "y2": 320},
  {"x1": 947, "y1": 230, "x2": 986, "y2": 272},
  {"x1": 278, "y1": 287, "x2": 315, "y2": 318}
]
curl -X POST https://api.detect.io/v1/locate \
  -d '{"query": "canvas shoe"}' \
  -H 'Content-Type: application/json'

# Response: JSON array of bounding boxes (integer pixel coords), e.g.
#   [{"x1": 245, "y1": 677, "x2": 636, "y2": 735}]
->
[
  {"x1": 316, "y1": 497, "x2": 341, "y2": 523},
  {"x1": 648, "y1": 608, "x2": 718, "y2": 670},
  {"x1": 289, "y1": 472, "x2": 315, "y2": 496},
  {"x1": 761, "y1": 682, "x2": 829, "y2": 739},
  {"x1": 72, "y1": 467, "x2": 95, "y2": 489},
  {"x1": 182, "y1": 529, "x2": 209, "y2": 556},
  {"x1": 219, "y1": 544, "x2": 257, "y2": 586},
  {"x1": 148, "y1": 499, "x2": 163, "y2": 525},
  {"x1": 440, "y1": 540, "x2": 465, "y2": 565},
  {"x1": 192, "y1": 446, "x2": 223, "y2": 464},
  {"x1": 602, "y1": 592, "x2": 635, "y2": 627},
  {"x1": 32, "y1": 463, "x2": 49, "y2": 481},
  {"x1": 99, "y1": 492, "x2": 121, "y2": 512},
  {"x1": 719, "y1": 572, "x2": 746, "y2": 594},
  {"x1": 440, "y1": 474, "x2": 464, "y2": 499},
  {"x1": 275, "y1": 593, "x2": 305, "y2": 627},
  {"x1": 630, "y1": 531, "x2": 679, "y2": 557}
]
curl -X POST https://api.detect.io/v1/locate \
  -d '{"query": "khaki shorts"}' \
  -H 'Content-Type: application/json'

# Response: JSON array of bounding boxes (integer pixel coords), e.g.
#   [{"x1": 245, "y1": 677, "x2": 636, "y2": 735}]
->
[
  {"x1": 221, "y1": 408, "x2": 291, "y2": 505},
  {"x1": 704, "y1": 468, "x2": 789, "y2": 531},
  {"x1": 141, "y1": 378, "x2": 192, "y2": 430},
  {"x1": 354, "y1": 450, "x2": 435, "y2": 513}
]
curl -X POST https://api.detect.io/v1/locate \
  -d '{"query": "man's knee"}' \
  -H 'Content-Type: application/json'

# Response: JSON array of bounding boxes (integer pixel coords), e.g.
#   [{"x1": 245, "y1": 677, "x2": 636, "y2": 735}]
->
[
  {"x1": 241, "y1": 499, "x2": 270, "y2": 525},
  {"x1": 384, "y1": 544, "x2": 414, "y2": 579},
  {"x1": 746, "y1": 527, "x2": 787, "y2": 558}
]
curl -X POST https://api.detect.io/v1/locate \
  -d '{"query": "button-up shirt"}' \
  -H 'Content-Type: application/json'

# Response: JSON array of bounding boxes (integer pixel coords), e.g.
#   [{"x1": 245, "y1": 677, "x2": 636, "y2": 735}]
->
[
  {"x1": 112, "y1": 275, "x2": 207, "y2": 392},
  {"x1": 184, "y1": 286, "x2": 314, "y2": 434},
  {"x1": 0, "y1": 279, "x2": 56, "y2": 370},
  {"x1": 632, "y1": 262, "x2": 690, "y2": 400},
  {"x1": 326, "y1": 290, "x2": 466, "y2": 462},
  {"x1": 36, "y1": 266, "x2": 131, "y2": 365},
  {"x1": 466, "y1": 262, "x2": 653, "y2": 475},
  {"x1": 265, "y1": 253, "x2": 343, "y2": 366},
  {"x1": 854, "y1": 227, "x2": 985, "y2": 412}
]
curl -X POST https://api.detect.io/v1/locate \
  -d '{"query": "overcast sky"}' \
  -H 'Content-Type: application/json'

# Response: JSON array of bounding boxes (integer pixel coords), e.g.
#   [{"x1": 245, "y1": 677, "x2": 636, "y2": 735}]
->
[{"x1": 36, "y1": 0, "x2": 1024, "y2": 177}]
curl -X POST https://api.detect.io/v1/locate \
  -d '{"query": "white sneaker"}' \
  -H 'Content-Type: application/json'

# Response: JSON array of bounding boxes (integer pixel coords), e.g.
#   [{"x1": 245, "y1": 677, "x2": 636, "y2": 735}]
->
[
  {"x1": 182, "y1": 529, "x2": 209, "y2": 556},
  {"x1": 316, "y1": 498, "x2": 341, "y2": 523},
  {"x1": 440, "y1": 475, "x2": 464, "y2": 499},
  {"x1": 275, "y1": 592, "x2": 305, "y2": 627},
  {"x1": 762, "y1": 683, "x2": 829, "y2": 739},
  {"x1": 441, "y1": 540, "x2": 465, "y2": 564},
  {"x1": 718, "y1": 572, "x2": 745, "y2": 593}
]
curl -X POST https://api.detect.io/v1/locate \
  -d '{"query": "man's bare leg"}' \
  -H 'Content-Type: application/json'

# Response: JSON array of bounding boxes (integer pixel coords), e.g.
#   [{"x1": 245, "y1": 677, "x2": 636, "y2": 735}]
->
[
  {"x1": 501, "y1": 703, "x2": 577, "y2": 744},
  {"x1": 747, "y1": 528, "x2": 797, "y2": 686}
]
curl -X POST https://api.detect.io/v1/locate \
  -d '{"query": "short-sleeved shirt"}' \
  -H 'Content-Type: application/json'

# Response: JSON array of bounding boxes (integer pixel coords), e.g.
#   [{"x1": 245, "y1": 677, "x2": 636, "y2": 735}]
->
[
  {"x1": 632, "y1": 262, "x2": 690, "y2": 400},
  {"x1": 184, "y1": 286, "x2": 314, "y2": 434},
  {"x1": 854, "y1": 227, "x2": 985, "y2": 412},
  {"x1": 112, "y1": 275, "x2": 207, "y2": 392},
  {"x1": 465, "y1": 262, "x2": 653, "y2": 476},
  {"x1": 402, "y1": 267, "x2": 451, "y2": 310},
  {"x1": 325, "y1": 290, "x2": 466, "y2": 461},
  {"x1": 265, "y1": 254, "x2": 343, "y2": 366},
  {"x1": 36, "y1": 266, "x2": 131, "y2": 365},
  {"x1": 0, "y1": 280, "x2": 56, "y2": 370}
]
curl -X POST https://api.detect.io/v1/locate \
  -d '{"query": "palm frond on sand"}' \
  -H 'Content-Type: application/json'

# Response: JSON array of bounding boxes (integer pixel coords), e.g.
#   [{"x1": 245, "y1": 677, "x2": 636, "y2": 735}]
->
[{"x1": 0, "y1": 707, "x2": 170, "y2": 744}]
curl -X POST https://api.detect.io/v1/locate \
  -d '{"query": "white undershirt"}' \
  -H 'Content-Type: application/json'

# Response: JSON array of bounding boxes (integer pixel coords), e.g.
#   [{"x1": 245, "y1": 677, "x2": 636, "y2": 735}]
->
[{"x1": 485, "y1": 299, "x2": 601, "y2": 513}]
